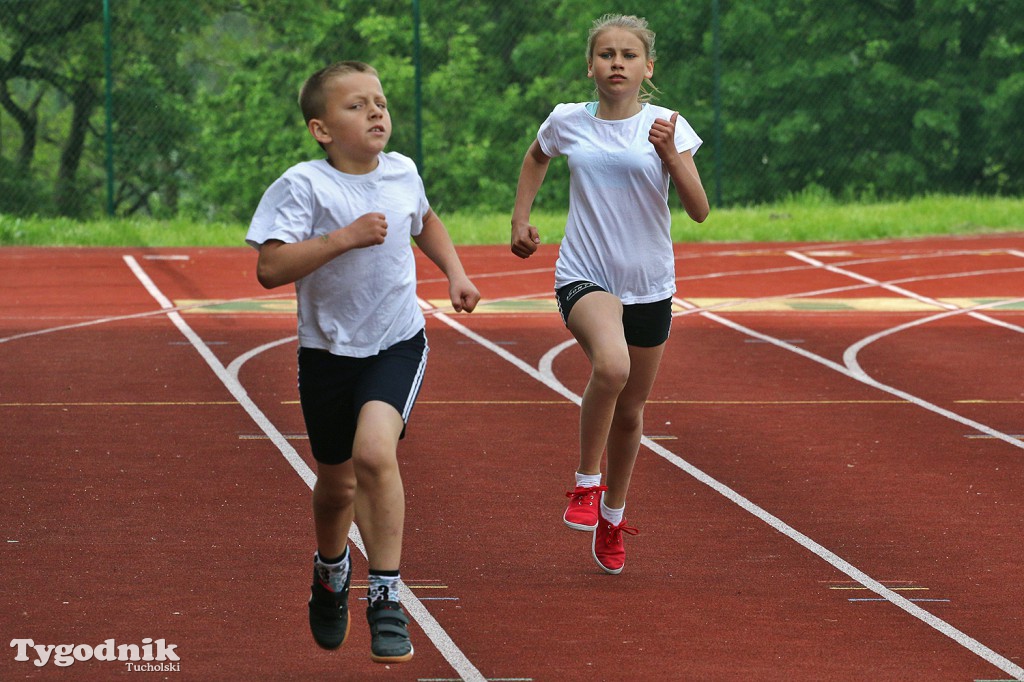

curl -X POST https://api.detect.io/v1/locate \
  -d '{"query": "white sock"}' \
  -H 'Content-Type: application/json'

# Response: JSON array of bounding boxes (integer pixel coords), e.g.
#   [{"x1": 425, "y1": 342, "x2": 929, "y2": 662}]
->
[
  {"x1": 314, "y1": 547, "x2": 350, "y2": 593},
  {"x1": 600, "y1": 499, "x2": 624, "y2": 526},
  {"x1": 575, "y1": 471, "x2": 602, "y2": 489}
]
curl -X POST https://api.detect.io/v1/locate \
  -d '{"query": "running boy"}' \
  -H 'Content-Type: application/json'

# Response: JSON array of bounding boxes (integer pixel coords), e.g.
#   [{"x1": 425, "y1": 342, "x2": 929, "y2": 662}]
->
[
  {"x1": 510, "y1": 15, "x2": 709, "y2": 574},
  {"x1": 247, "y1": 61, "x2": 479, "y2": 663}
]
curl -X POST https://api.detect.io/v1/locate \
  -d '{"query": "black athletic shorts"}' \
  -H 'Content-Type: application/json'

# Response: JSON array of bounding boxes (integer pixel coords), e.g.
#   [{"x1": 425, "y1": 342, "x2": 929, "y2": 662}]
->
[
  {"x1": 555, "y1": 280, "x2": 673, "y2": 348},
  {"x1": 297, "y1": 329, "x2": 428, "y2": 465}
]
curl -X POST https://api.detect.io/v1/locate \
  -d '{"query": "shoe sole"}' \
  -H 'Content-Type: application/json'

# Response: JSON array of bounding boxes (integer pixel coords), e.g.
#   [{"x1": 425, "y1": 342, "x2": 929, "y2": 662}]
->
[
  {"x1": 564, "y1": 517, "x2": 598, "y2": 531},
  {"x1": 371, "y1": 643, "x2": 414, "y2": 664}
]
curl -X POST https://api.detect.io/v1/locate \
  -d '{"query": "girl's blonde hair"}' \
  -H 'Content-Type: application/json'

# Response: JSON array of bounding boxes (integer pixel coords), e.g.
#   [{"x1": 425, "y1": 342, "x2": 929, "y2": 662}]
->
[{"x1": 587, "y1": 14, "x2": 659, "y2": 103}]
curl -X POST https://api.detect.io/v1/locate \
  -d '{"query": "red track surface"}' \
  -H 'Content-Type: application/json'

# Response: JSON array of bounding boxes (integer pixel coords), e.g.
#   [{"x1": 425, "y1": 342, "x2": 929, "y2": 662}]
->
[{"x1": 2, "y1": 235, "x2": 1023, "y2": 681}]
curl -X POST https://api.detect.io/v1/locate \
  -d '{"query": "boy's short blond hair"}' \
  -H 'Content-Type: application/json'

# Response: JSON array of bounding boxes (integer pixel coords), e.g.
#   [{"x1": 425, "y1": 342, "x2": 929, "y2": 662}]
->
[{"x1": 299, "y1": 61, "x2": 379, "y2": 123}]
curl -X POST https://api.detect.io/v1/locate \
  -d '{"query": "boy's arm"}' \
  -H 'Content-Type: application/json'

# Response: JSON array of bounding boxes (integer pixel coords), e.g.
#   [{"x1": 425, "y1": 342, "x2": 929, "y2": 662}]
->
[
  {"x1": 510, "y1": 140, "x2": 551, "y2": 259},
  {"x1": 255, "y1": 212, "x2": 388, "y2": 289},
  {"x1": 413, "y1": 209, "x2": 480, "y2": 313}
]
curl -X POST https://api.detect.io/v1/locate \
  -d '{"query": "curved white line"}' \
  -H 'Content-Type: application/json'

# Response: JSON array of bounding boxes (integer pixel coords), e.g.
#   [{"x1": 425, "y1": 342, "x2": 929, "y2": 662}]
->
[
  {"x1": 789, "y1": 251, "x2": 1024, "y2": 333},
  {"x1": 226, "y1": 336, "x2": 296, "y2": 380},
  {"x1": 782, "y1": 251, "x2": 1024, "y2": 448},
  {"x1": 123, "y1": 256, "x2": 485, "y2": 682},
  {"x1": 844, "y1": 299, "x2": 1024, "y2": 449},
  {"x1": 538, "y1": 339, "x2": 578, "y2": 391},
  {"x1": 429, "y1": 295, "x2": 1024, "y2": 680}
]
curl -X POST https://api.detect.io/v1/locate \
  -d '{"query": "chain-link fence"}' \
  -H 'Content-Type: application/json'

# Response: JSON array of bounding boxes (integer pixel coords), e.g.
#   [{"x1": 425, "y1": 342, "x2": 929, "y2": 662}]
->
[{"x1": 2, "y1": 0, "x2": 1022, "y2": 220}]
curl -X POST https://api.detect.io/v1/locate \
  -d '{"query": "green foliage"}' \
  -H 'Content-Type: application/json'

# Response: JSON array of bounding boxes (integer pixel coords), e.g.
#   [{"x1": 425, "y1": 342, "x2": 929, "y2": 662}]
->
[{"x1": 1, "y1": 1, "x2": 1022, "y2": 219}]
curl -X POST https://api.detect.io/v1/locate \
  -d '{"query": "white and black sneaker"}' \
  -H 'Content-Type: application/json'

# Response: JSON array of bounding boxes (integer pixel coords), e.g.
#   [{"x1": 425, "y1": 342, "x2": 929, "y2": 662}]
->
[{"x1": 308, "y1": 560, "x2": 351, "y2": 649}]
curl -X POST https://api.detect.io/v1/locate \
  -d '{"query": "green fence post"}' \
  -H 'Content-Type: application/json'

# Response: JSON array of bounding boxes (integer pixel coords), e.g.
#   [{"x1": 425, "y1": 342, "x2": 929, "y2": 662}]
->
[
  {"x1": 413, "y1": 0, "x2": 424, "y2": 174},
  {"x1": 103, "y1": 0, "x2": 114, "y2": 216},
  {"x1": 712, "y1": 0, "x2": 723, "y2": 207}
]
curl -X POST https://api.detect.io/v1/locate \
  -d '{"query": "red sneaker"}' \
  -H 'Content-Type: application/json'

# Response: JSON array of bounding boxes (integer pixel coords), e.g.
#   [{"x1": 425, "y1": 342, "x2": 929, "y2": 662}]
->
[
  {"x1": 563, "y1": 485, "x2": 606, "y2": 531},
  {"x1": 592, "y1": 510, "x2": 639, "y2": 574}
]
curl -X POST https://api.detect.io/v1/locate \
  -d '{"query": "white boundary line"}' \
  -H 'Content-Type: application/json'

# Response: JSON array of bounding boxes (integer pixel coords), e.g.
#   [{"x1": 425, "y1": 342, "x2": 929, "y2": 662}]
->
[
  {"x1": 782, "y1": 251, "x2": 1024, "y2": 447},
  {"x1": 122, "y1": 256, "x2": 486, "y2": 682},
  {"x1": 430, "y1": 289, "x2": 1024, "y2": 680},
  {"x1": 788, "y1": 250, "x2": 1024, "y2": 334},
  {"x1": 121, "y1": 248, "x2": 1023, "y2": 680}
]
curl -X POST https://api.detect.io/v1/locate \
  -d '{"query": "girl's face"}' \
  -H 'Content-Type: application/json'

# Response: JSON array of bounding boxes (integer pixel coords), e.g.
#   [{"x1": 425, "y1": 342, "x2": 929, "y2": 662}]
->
[{"x1": 587, "y1": 28, "x2": 654, "y2": 103}]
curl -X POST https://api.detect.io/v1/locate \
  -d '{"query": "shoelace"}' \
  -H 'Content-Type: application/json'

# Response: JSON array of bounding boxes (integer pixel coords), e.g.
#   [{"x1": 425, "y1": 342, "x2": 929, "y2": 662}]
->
[
  {"x1": 565, "y1": 484, "x2": 608, "y2": 505},
  {"x1": 602, "y1": 521, "x2": 639, "y2": 546}
]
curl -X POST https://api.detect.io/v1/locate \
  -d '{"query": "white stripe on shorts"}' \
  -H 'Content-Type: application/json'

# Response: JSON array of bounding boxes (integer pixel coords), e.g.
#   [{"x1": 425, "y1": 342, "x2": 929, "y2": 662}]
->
[{"x1": 401, "y1": 335, "x2": 429, "y2": 422}]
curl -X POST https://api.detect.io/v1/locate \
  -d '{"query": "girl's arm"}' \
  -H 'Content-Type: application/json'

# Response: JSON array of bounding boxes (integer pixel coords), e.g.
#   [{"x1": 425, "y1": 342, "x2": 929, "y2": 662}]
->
[
  {"x1": 650, "y1": 113, "x2": 710, "y2": 223},
  {"x1": 413, "y1": 209, "x2": 480, "y2": 313},
  {"x1": 255, "y1": 212, "x2": 388, "y2": 289},
  {"x1": 510, "y1": 139, "x2": 552, "y2": 259}
]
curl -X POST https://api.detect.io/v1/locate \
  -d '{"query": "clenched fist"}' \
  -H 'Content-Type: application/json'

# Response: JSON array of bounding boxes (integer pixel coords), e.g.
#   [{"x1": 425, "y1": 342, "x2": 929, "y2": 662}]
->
[{"x1": 348, "y1": 212, "x2": 388, "y2": 248}]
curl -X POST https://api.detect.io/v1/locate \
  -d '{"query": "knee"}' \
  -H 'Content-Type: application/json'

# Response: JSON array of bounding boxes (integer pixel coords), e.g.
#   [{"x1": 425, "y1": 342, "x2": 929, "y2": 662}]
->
[
  {"x1": 591, "y1": 351, "x2": 630, "y2": 394},
  {"x1": 313, "y1": 476, "x2": 356, "y2": 511},
  {"x1": 353, "y1": 442, "x2": 400, "y2": 485}
]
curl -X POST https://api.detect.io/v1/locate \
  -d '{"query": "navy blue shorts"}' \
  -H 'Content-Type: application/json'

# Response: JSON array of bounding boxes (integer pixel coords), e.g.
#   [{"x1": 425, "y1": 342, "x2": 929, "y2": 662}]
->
[
  {"x1": 297, "y1": 329, "x2": 428, "y2": 465},
  {"x1": 555, "y1": 281, "x2": 673, "y2": 348}
]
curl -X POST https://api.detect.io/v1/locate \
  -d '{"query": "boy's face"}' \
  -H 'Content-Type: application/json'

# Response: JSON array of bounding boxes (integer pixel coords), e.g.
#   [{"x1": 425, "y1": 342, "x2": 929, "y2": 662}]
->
[{"x1": 309, "y1": 72, "x2": 391, "y2": 171}]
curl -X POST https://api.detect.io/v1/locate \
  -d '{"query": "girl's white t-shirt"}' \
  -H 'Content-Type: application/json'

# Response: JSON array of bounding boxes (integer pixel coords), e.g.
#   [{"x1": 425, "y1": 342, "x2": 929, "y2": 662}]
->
[
  {"x1": 246, "y1": 153, "x2": 428, "y2": 357},
  {"x1": 537, "y1": 102, "x2": 702, "y2": 304}
]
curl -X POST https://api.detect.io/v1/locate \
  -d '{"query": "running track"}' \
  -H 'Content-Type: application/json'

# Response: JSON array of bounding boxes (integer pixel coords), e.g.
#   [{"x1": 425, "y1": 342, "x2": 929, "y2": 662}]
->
[{"x1": 2, "y1": 233, "x2": 1023, "y2": 681}]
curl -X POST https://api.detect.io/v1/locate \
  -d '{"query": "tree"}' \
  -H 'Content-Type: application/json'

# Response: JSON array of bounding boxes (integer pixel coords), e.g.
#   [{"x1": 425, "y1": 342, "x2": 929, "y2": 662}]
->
[
  {"x1": 0, "y1": 2, "x2": 102, "y2": 215},
  {"x1": 0, "y1": 0, "x2": 228, "y2": 217}
]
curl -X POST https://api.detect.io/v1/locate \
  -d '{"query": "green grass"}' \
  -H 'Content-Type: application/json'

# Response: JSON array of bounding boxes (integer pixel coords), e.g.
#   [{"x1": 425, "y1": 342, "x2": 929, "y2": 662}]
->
[{"x1": 2, "y1": 194, "x2": 1021, "y2": 247}]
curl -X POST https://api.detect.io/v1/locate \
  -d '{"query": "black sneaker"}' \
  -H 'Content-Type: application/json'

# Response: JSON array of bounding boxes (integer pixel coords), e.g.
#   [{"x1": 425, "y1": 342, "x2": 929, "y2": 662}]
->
[
  {"x1": 308, "y1": 561, "x2": 351, "y2": 650},
  {"x1": 366, "y1": 600, "x2": 414, "y2": 663}
]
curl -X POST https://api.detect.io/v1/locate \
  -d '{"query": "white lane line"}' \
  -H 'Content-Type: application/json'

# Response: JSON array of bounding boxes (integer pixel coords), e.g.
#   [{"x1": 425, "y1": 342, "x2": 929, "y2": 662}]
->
[
  {"x1": 429, "y1": 300, "x2": 1024, "y2": 681},
  {"x1": 676, "y1": 248, "x2": 1005, "y2": 284},
  {"x1": 0, "y1": 294, "x2": 293, "y2": 345},
  {"x1": 671, "y1": 265, "x2": 1024, "y2": 320},
  {"x1": 788, "y1": 251, "x2": 1024, "y2": 333},
  {"x1": 783, "y1": 250, "x2": 1024, "y2": 448},
  {"x1": 123, "y1": 256, "x2": 485, "y2": 682},
  {"x1": 841, "y1": 299, "x2": 1024, "y2": 450}
]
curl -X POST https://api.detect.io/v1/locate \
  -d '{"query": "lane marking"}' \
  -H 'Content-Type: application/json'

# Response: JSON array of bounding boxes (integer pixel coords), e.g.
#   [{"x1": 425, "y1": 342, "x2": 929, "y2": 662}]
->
[
  {"x1": 0, "y1": 293, "x2": 293, "y2": 345},
  {"x1": 688, "y1": 299, "x2": 1024, "y2": 453},
  {"x1": 124, "y1": 256, "x2": 486, "y2": 682},
  {"x1": 780, "y1": 253, "x2": 1024, "y2": 449},
  {"x1": 788, "y1": 251, "x2": 1024, "y2": 334},
  {"x1": 849, "y1": 598, "x2": 951, "y2": 603},
  {"x1": 238, "y1": 434, "x2": 308, "y2": 440},
  {"x1": 671, "y1": 265, "x2": 1024, "y2": 321},
  {"x1": 429, "y1": 294, "x2": 1024, "y2": 679},
  {"x1": 171, "y1": 295, "x2": 1024, "y2": 316},
  {"x1": 0, "y1": 401, "x2": 239, "y2": 407}
]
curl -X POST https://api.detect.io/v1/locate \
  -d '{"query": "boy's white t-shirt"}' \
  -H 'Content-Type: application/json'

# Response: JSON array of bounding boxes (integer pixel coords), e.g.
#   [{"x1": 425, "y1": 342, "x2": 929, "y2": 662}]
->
[
  {"x1": 246, "y1": 153, "x2": 428, "y2": 358},
  {"x1": 537, "y1": 102, "x2": 702, "y2": 304}
]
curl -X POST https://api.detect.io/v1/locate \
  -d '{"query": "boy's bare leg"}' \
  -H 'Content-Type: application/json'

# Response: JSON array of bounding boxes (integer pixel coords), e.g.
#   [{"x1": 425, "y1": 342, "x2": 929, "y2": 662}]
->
[
  {"x1": 567, "y1": 292, "x2": 630, "y2": 477},
  {"x1": 312, "y1": 460, "x2": 356, "y2": 559},
  {"x1": 308, "y1": 458, "x2": 357, "y2": 651},
  {"x1": 352, "y1": 400, "x2": 414, "y2": 663},
  {"x1": 352, "y1": 400, "x2": 407, "y2": 571}
]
